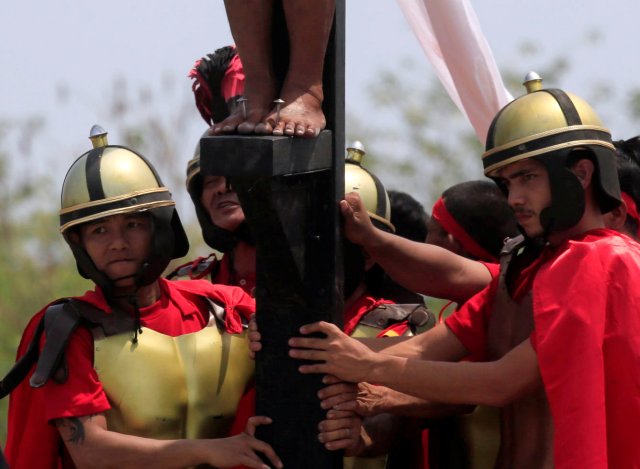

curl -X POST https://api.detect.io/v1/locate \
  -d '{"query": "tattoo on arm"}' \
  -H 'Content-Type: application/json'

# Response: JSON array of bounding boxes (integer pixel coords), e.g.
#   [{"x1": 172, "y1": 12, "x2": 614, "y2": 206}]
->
[{"x1": 56, "y1": 415, "x2": 94, "y2": 445}]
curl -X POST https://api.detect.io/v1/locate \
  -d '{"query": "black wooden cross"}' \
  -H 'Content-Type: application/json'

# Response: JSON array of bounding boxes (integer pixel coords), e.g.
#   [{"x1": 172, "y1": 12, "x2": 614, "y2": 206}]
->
[{"x1": 199, "y1": 1, "x2": 345, "y2": 467}]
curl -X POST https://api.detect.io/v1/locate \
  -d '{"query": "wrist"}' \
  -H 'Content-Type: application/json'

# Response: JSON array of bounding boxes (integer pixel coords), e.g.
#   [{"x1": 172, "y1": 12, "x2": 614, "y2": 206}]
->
[
  {"x1": 365, "y1": 228, "x2": 390, "y2": 256},
  {"x1": 367, "y1": 352, "x2": 391, "y2": 387}
]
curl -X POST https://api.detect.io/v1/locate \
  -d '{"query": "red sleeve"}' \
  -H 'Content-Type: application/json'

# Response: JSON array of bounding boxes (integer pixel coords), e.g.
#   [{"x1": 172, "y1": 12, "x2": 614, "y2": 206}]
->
[
  {"x1": 479, "y1": 261, "x2": 500, "y2": 279},
  {"x1": 42, "y1": 326, "x2": 111, "y2": 422},
  {"x1": 6, "y1": 310, "x2": 65, "y2": 469},
  {"x1": 5, "y1": 310, "x2": 109, "y2": 468},
  {"x1": 444, "y1": 278, "x2": 497, "y2": 360}
]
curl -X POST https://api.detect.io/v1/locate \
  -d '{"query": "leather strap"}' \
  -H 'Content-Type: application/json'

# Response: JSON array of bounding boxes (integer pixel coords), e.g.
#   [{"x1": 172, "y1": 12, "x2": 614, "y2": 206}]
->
[
  {"x1": 30, "y1": 302, "x2": 83, "y2": 388},
  {"x1": 360, "y1": 303, "x2": 436, "y2": 334}
]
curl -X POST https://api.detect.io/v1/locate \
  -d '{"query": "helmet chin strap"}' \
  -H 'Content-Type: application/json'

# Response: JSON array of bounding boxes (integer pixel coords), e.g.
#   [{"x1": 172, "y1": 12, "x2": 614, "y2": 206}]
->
[{"x1": 105, "y1": 262, "x2": 151, "y2": 344}]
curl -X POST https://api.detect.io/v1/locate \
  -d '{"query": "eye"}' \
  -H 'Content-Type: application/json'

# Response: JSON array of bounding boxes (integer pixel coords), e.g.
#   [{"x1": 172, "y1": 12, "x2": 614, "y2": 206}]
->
[
  {"x1": 90, "y1": 224, "x2": 106, "y2": 235},
  {"x1": 497, "y1": 178, "x2": 510, "y2": 189},
  {"x1": 127, "y1": 215, "x2": 150, "y2": 230}
]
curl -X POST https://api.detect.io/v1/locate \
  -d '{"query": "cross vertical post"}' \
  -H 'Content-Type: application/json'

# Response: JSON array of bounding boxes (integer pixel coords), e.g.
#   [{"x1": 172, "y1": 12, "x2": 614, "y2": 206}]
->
[{"x1": 199, "y1": 1, "x2": 345, "y2": 466}]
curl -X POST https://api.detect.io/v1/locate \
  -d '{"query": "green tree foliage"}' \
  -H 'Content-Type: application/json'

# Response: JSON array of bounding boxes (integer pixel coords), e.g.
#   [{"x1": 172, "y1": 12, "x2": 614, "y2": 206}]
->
[
  {"x1": 347, "y1": 32, "x2": 640, "y2": 210},
  {"x1": 0, "y1": 120, "x2": 94, "y2": 444}
]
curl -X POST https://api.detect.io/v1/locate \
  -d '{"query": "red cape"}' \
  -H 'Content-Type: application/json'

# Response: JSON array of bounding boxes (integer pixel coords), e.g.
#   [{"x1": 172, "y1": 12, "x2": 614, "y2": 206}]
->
[
  {"x1": 5, "y1": 278, "x2": 254, "y2": 469},
  {"x1": 532, "y1": 229, "x2": 640, "y2": 468}
]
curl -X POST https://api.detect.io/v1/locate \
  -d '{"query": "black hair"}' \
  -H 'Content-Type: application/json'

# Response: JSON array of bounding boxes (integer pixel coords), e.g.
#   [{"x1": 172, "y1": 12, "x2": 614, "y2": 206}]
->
[
  {"x1": 614, "y1": 137, "x2": 640, "y2": 236},
  {"x1": 442, "y1": 180, "x2": 519, "y2": 258},
  {"x1": 388, "y1": 190, "x2": 429, "y2": 242},
  {"x1": 367, "y1": 190, "x2": 428, "y2": 304}
]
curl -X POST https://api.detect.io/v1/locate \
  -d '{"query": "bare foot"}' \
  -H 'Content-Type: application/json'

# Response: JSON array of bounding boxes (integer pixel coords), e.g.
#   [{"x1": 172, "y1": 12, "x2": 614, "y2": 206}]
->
[
  {"x1": 211, "y1": 79, "x2": 276, "y2": 136},
  {"x1": 258, "y1": 83, "x2": 325, "y2": 138}
]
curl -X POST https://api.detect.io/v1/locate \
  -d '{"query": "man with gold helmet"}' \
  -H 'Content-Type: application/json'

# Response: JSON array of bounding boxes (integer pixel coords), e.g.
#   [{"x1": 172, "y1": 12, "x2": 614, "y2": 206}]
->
[
  {"x1": 2, "y1": 126, "x2": 283, "y2": 469},
  {"x1": 287, "y1": 74, "x2": 640, "y2": 468}
]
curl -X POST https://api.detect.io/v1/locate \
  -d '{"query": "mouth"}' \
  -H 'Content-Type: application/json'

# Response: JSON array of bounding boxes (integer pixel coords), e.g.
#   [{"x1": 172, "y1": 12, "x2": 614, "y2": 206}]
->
[
  {"x1": 217, "y1": 200, "x2": 240, "y2": 210},
  {"x1": 514, "y1": 209, "x2": 534, "y2": 223},
  {"x1": 108, "y1": 258, "x2": 135, "y2": 266}
]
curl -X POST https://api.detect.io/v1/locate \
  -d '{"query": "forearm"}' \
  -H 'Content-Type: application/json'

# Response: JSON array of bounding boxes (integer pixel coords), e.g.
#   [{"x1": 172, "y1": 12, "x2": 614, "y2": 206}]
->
[
  {"x1": 371, "y1": 387, "x2": 473, "y2": 419},
  {"x1": 59, "y1": 417, "x2": 211, "y2": 469},
  {"x1": 360, "y1": 324, "x2": 468, "y2": 362},
  {"x1": 365, "y1": 231, "x2": 491, "y2": 303},
  {"x1": 367, "y1": 339, "x2": 540, "y2": 407}
]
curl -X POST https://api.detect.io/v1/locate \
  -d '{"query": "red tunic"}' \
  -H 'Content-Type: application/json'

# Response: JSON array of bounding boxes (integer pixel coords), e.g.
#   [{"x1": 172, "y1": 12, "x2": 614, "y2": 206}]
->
[
  {"x1": 446, "y1": 229, "x2": 640, "y2": 468},
  {"x1": 5, "y1": 278, "x2": 254, "y2": 469},
  {"x1": 170, "y1": 254, "x2": 256, "y2": 297}
]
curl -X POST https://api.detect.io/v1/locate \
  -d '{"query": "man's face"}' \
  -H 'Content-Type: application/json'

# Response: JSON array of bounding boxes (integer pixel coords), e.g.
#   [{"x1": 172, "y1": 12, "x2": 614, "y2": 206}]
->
[
  {"x1": 426, "y1": 218, "x2": 461, "y2": 254},
  {"x1": 200, "y1": 175, "x2": 245, "y2": 232},
  {"x1": 79, "y1": 213, "x2": 153, "y2": 288},
  {"x1": 496, "y1": 158, "x2": 552, "y2": 238}
]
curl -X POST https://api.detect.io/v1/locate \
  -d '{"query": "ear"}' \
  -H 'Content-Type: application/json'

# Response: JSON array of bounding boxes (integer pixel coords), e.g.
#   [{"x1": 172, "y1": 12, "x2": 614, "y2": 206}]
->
[
  {"x1": 446, "y1": 232, "x2": 464, "y2": 255},
  {"x1": 603, "y1": 199, "x2": 628, "y2": 231},
  {"x1": 572, "y1": 158, "x2": 595, "y2": 189},
  {"x1": 67, "y1": 230, "x2": 81, "y2": 245}
]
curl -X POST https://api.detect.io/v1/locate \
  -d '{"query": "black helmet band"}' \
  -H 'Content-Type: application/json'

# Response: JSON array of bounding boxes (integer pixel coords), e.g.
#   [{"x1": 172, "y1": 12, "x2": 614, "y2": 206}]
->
[
  {"x1": 483, "y1": 126, "x2": 614, "y2": 176},
  {"x1": 60, "y1": 189, "x2": 174, "y2": 233}
]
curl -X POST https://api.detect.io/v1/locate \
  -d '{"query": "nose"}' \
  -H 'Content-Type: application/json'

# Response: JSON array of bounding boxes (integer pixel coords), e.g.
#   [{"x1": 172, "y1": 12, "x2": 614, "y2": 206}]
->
[
  {"x1": 108, "y1": 228, "x2": 129, "y2": 250},
  {"x1": 507, "y1": 186, "x2": 524, "y2": 208},
  {"x1": 215, "y1": 179, "x2": 233, "y2": 195}
]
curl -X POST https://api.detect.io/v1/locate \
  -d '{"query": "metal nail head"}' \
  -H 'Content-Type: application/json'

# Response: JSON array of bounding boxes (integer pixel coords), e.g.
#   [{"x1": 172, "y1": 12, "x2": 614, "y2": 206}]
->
[
  {"x1": 237, "y1": 97, "x2": 248, "y2": 120},
  {"x1": 274, "y1": 99, "x2": 285, "y2": 123}
]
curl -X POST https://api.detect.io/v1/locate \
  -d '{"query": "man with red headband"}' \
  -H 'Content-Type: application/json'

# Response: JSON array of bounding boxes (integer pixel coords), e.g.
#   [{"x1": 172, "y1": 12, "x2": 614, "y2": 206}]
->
[
  {"x1": 289, "y1": 75, "x2": 640, "y2": 468},
  {"x1": 321, "y1": 180, "x2": 518, "y2": 468}
]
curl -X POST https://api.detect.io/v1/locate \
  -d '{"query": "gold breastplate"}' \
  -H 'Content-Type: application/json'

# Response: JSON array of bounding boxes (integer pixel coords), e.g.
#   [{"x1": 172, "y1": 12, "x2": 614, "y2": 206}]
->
[{"x1": 93, "y1": 320, "x2": 254, "y2": 440}]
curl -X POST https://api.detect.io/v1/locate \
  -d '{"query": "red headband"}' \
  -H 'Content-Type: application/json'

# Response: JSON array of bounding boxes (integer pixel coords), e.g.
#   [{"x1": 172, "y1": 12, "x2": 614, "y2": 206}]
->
[
  {"x1": 431, "y1": 197, "x2": 498, "y2": 262},
  {"x1": 621, "y1": 192, "x2": 640, "y2": 238}
]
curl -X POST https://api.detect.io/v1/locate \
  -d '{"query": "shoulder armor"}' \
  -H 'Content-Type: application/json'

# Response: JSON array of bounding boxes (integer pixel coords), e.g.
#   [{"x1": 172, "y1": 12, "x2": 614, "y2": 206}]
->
[
  {"x1": 500, "y1": 235, "x2": 526, "y2": 256},
  {"x1": 360, "y1": 303, "x2": 436, "y2": 335},
  {"x1": 167, "y1": 254, "x2": 220, "y2": 280},
  {"x1": 2, "y1": 289, "x2": 238, "y2": 395}
]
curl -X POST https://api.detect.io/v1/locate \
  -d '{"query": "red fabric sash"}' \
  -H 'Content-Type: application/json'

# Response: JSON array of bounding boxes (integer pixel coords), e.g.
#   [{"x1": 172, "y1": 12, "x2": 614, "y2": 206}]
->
[{"x1": 431, "y1": 197, "x2": 497, "y2": 262}]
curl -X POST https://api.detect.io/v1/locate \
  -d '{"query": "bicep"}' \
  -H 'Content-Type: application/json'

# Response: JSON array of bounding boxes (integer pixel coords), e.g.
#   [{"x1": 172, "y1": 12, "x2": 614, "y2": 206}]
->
[{"x1": 56, "y1": 414, "x2": 108, "y2": 466}]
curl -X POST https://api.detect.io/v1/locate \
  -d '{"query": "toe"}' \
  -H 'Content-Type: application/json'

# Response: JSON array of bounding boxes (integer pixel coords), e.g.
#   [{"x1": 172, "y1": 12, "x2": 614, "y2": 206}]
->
[
  {"x1": 237, "y1": 121, "x2": 256, "y2": 134},
  {"x1": 305, "y1": 126, "x2": 320, "y2": 138}
]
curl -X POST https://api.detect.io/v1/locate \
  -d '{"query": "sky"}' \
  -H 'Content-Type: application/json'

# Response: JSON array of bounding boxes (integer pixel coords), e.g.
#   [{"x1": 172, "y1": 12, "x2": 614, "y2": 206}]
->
[{"x1": 1, "y1": 0, "x2": 638, "y2": 211}]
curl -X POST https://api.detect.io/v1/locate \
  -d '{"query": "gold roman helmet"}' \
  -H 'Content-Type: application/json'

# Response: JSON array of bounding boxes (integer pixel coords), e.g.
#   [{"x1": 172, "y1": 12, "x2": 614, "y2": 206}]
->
[
  {"x1": 345, "y1": 141, "x2": 395, "y2": 233},
  {"x1": 185, "y1": 131, "x2": 253, "y2": 253},
  {"x1": 60, "y1": 125, "x2": 189, "y2": 291},
  {"x1": 483, "y1": 72, "x2": 620, "y2": 233}
]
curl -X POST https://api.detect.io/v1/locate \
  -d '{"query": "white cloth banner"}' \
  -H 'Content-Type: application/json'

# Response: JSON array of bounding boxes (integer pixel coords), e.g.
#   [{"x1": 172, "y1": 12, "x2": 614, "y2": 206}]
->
[{"x1": 396, "y1": 0, "x2": 513, "y2": 144}]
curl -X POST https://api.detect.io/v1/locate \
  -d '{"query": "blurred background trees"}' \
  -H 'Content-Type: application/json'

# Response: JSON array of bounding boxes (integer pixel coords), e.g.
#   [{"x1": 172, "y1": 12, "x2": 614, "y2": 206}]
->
[{"x1": 1, "y1": 31, "x2": 640, "y2": 444}]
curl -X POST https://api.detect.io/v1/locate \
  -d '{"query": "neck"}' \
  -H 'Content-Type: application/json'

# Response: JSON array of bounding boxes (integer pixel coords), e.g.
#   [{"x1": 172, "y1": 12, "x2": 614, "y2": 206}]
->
[
  {"x1": 110, "y1": 281, "x2": 161, "y2": 311},
  {"x1": 232, "y1": 241, "x2": 256, "y2": 277},
  {"x1": 546, "y1": 203, "x2": 605, "y2": 246}
]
